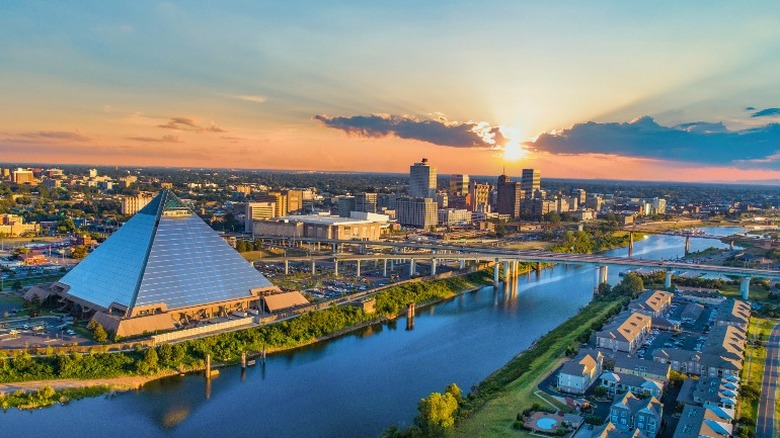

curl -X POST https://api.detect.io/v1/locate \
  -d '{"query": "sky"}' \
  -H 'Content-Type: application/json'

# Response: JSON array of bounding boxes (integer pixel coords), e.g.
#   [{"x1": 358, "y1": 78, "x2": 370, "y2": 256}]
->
[{"x1": 3, "y1": 1, "x2": 780, "y2": 182}]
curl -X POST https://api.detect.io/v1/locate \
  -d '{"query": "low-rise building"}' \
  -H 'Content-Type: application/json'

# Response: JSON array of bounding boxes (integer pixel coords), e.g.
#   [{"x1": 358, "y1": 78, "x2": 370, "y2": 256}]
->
[
  {"x1": 673, "y1": 404, "x2": 733, "y2": 438},
  {"x1": 596, "y1": 312, "x2": 651, "y2": 353},
  {"x1": 557, "y1": 349, "x2": 604, "y2": 394},
  {"x1": 253, "y1": 214, "x2": 382, "y2": 240},
  {"x1": 629, "y1": 290, "x2": 672, "y2": 317},
  {"x1": 609, "y1": 392, "x2": 663, "y2": 437},
  {"x1": 613, "y1": 354, "x2": 671, "y2": 382},
  {"x1": 599, "y1": 371, "x2": 664, "y2": 398}
]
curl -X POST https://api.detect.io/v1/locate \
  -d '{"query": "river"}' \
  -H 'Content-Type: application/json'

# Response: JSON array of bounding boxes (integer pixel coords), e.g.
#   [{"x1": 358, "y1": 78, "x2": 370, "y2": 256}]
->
[{"x1": 2, "y1": 227, "x2": 743, "y2": 438}]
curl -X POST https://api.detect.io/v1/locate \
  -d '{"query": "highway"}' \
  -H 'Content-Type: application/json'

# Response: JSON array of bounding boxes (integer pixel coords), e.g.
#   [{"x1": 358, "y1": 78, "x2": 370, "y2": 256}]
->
[{"x1": 756, "y1": 321, "x2": 780, "y2": 438}]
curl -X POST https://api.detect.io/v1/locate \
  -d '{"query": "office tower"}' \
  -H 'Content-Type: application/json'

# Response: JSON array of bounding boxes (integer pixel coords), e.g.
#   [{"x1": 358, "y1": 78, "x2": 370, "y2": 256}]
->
[
  {"x1": 409, "y1": 158, "x2": 437, "y2": 198},
  {"x1": 521, "y1": 168, "x2": 541, "y2": 199},
  {"x1": 355, "y1": 192, "x2": 378, "y2": 213},
  {"x1": 449, "y1": 174, "x2": 469, "y2": 195},
  {"x1": 396, "y1": 197, "x2": 438, "y2": 229},
  {"x1": 337, "y1": 196, "x2": 356, "y2": 217},
  {"x1": 245, "y1": 201, "x2": 276, "y2": 231},
  {"x1": 497, "y1": 173, "x2": 522, "y2": 218},
  {"x1": 468, "y1": 181, "x2": 491, "y2": 212},
  {"x1": 285, "y1": 190, "x2": 304, "y2": 213},
  {"x1": 12, "y1": 168, "x2": 34, "y2": 184}
]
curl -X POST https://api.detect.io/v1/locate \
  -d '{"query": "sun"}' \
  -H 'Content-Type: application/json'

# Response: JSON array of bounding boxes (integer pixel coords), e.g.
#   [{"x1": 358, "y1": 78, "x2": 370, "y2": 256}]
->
[{"x1": 503, "y1": 140, "x2": 527, "y2": 161}]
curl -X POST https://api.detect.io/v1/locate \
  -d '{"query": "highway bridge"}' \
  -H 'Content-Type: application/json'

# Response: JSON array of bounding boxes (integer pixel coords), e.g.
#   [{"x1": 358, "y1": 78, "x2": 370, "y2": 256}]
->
[{"x1": 254, "y1": 237, "x2": 780, "y2": 300}]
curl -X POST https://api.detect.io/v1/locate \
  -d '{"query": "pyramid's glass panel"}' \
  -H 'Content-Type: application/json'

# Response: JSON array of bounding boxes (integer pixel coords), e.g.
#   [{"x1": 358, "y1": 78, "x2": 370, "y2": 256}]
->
[
  {"x1": 58, "y1": 211, "x2": 157, "y2": 310},
  {"x1": 133, "y1": 211, "x2": 273, "y2": 310}
]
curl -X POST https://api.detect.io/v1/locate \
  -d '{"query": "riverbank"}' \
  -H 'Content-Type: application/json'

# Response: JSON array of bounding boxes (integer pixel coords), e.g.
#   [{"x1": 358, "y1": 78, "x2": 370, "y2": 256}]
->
[
  {"x1": 453, "y1": 296, "x2": 627, "y2": 437},
  {"x1": 0, "y1": 268, "x2": 502, "y2": 409}
]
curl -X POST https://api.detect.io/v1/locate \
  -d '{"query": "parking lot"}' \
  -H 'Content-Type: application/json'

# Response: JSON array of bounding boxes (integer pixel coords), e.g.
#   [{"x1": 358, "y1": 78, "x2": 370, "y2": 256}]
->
[{"x1": 0, "y1": 315, "x2": 92, "y2": 349}]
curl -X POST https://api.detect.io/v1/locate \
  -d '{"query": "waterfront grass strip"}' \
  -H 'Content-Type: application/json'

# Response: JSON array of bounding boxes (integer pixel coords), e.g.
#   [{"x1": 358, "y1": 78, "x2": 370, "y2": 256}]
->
[
  {"x1": 455, "y1": 297, "x2": 627, "y2": 438},
  {"x1": 0, "y1": 385, "x2": 112, "y2": 410},
  {"x1": 739, "y1": 317, "x2": 778, "y2": 424}
]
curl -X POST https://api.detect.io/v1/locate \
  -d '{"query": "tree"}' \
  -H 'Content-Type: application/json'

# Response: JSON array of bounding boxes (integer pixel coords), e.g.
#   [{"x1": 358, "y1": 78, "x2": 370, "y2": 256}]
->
[
  {"x1": 12, "y1": 280, "x2": 22, "y2": 292},
  {"x1": 71, "y1": 245, "x2": 88, "y2": 259},
  {"x1": 87, "y1": 320, "x2": 108, "y2": 342},
  {"x1": 416, "y1": 391, "x2": 459, "y2": 437},
  {"x1": 544, "y1": 211, "x2": 561, "y2": 226},
  {"x1": 444, "y1": 383, "x2": 463, "y2": 406},
  {"x1": 597, "y1": 282, "x2": 612, "y2": 296},
  {"x1": 621, "y1": 273, "x2": 644, "y2": 296}
]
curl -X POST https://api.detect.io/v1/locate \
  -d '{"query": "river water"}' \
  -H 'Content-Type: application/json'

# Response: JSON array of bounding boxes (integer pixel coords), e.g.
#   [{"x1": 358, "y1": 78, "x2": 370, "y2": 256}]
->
[{"x1": 2, "y1": 227, "x2": 742, "y2": 438}]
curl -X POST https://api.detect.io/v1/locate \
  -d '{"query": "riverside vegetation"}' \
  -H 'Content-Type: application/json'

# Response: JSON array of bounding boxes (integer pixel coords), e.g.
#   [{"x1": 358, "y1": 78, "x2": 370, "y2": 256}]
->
[{"x1": 0, "y1": 269, "x2": 505, "y2": 409}]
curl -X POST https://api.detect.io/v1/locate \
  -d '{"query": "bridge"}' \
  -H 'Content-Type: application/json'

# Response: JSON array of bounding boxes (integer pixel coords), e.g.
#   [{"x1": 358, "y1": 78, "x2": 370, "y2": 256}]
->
[{"x1": 254, "y1": 237, "x2": 780, "y2": 300}]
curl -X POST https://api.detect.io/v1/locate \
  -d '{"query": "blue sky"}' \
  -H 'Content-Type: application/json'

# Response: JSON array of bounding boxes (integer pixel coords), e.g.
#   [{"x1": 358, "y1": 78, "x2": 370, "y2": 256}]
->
[{"x1": 3, "y1": 1, "x2": 780, "y2": 180}]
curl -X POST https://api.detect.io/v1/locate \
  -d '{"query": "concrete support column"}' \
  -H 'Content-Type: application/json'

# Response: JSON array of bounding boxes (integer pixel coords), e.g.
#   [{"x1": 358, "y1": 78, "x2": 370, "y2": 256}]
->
[
  {"x1": 390, "y1": 259, "x2": 394, "y2": 271},
  {"x1": 494, "y1": 259, "x2": 500, "y2": 286},
  {"x1": 284, "y1": 259, "x2": 289, "y2": 275},
  {"x1": 356, "y1": 260, "x2": 361, "y2": 277},
  {"x1": 334, "y1": 260, "x2": 339, "y2": 276},
  {"x1": 503, "y1": 261, "x2": 510, "y2": 281},
  {"x1": 664, "y1": 271, "x2": 672, "y2": 289},
  {"x1": 628, "y1": 232, "x2": 634, "y2": 257},
  {"x1": 410, "y1": 259, "x2": 416, "y2": 277},
  {"x1": 383, "y1": 259, "x2": 388, "y2": 277},
  {"x1": 514, "y1": 261, "x2": 520, "y2": 278},
  {"x1": 311, "y1": 259, "x2": 316, "y2": 275},
  {"x1": 431, "y1": 258, "x2": 437, "y2": 276},
  {"x1": 598, "y1": 265, "x2": 608, "y2": 284},
  {"x1": 684, "y1": 236, "x2": 690, "y2": 255},
  {"x1": 741, "y1": 277, "x2": 751, "y2": 300},
  {"x1": 459, "y1": 259, "x2": 465, "y2": 270}
]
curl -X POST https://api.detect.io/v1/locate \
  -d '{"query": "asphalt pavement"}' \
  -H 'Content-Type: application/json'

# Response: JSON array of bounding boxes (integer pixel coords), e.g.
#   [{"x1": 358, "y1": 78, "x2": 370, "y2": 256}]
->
[{"x1": 756, "y1": 321, "x2": 780, "y2": 438}]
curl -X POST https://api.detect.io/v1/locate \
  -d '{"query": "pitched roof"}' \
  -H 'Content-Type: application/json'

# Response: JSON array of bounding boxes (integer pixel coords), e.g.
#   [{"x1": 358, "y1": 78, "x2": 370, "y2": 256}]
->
[
  {"x1": 560, "y1": 349, "x2": 602, "y2": 376},
  {"x1": 597, "y1": 312, "x2": 651, "y2": 344},
  {"x1": 264, "y1": 291, "x2": 309, "y2": 312},
  {"x1": 59, "y1": 190, "x2": 275, "y2": 313}
]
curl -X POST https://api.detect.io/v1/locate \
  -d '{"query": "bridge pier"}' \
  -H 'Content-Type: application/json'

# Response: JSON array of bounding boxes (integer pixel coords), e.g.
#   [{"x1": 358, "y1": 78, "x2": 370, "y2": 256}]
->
[
  {"x1": 629, "y1": 232, "x2": 634, "y2": 257},
  {"x1": 741, "y1": 277, "x2": 751, "y2": 300},
  {"x1": 332, "y1": 243, "x2": 339, "y2": 254},
  {"x1": 334, "y1": 260, "x2": 339, "y2": 276},
  {"x1": 459, "y1": 259, "x2": 465, "y2": 270},
  {"x1": 684, "y1": 236, "x2": 690, "y2": 255},
  {"x1": 410, "y1": 259, "x2": 416, "y2": 277},
  {"x1": 431, "y1": 258, "x2": 437, "y2": 276},
  {"x1": 729, "y1": 240, "x2": 734, "y2": 251},
  {"x1": 503, "y1": 261, "x2": 510, "y2": 281},
  {"x1": 383, "y1": 259, "x2": 388, "y2": 277},
  {"x1": 494, "y1": 260, "x2": 500, "y2": 286},
  {"x1": 356, "y1": 260, "x2": 361, "y2": 277},
  {"x1": 311, "y1": 259, "x2": 316, "y2": 275},
  {"x1": 597, "y1": 265, "x2": 608, "y2": 284},
  {"x1": 664, "y1": 270, "x2": 672, "y2": 289},
  {"x1": 284, "y1": 259, "x2": 289, "y2": 275},
  {"x1": 390, "y1": 259, "x2": 394, "y2": 271}
]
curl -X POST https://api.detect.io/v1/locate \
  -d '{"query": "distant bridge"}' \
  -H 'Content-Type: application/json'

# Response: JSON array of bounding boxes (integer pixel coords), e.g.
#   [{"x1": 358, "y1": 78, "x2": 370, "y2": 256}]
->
[{"x1": 254, "y1": 237, "x2": 780, "y2": 300}]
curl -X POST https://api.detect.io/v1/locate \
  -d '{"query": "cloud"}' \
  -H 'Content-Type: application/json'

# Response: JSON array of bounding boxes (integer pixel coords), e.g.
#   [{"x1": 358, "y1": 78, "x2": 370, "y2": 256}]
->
[
  {"x1": 527, "y1": 116, "x2": 780, "y2": 168},
  {"x1": 157, "y1": 117, "x2": 227, "y2": 133},
  {"x1": 745, "y1": 106, "x2": 756, "y2": 111},
  {"x1": 313, "y1": 113, "x2": 506, "y2": 148},
  {"x1": 751, "y1": 107, "x2": 780, "y2": 118},
  {"x1": 126, "y1": 134, "x2": 181, "y2": 143},
  {"x1": 229, "y1": 94, "x2": 267, "y2": 103},
  {"x1": 18, "y1": 131, "x2": 91, "y2": 142}
]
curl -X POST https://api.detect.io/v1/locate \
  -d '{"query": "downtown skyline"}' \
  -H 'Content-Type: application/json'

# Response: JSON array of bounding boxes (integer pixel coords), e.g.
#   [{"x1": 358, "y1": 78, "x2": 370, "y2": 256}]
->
[{"x1": 4, "y1": 2, "x2": 780, "y2": 182}]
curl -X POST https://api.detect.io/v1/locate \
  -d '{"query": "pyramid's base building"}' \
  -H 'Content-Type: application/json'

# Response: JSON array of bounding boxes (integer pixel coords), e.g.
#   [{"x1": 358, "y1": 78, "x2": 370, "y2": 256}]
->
[{"x1": 35, "y1": 191, "x2": 279, "y2": 338}]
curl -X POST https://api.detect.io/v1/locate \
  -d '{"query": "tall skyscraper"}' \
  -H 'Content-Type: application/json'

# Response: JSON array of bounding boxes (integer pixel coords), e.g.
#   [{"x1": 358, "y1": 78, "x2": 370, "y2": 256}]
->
[
  {"x1": 449, "y1": 174, "x2": 469, "y2": 195},
  {"x1": 468, "y1": 181, "x2": 491, "y2": 212},
  {"x1": 497, "y1": 173, "x2": 522, "y2": 218},
  {"x1": 521, "y1": 169, "x2": 541, "y2": 199},
  {"x1": 409, "y1": 158, "x2": 437, "y2": 199},
  {"x1": 396, "y1": 197, "x2": 438, "y2": 229}
]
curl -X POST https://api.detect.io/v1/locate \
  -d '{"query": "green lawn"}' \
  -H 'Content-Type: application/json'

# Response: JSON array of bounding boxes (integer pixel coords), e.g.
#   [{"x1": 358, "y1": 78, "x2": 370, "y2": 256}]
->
[
  {"x1": 739, "y1": 317, "x2": 778, "y2": 423},
  {"x1": 455, "y1": 298, "x2": 625, "y2": 437},
  {"x1": 719, "y1": 283, "x2": 773, "y2": 302},
  {"x1": 239, "y1": 250, "x2": 280, "y2": 262}
]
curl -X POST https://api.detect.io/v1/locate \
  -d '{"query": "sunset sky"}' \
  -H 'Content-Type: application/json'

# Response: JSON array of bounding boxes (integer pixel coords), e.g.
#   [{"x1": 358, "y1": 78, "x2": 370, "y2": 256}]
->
[{"x1": 3, "y1": 2, "x2": 780, "y2": 181}]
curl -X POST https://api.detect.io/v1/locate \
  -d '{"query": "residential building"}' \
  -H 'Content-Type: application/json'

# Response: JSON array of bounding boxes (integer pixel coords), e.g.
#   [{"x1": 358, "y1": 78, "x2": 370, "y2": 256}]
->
[
  {"x1": 468, "y1": 181, "x2": 491, "y2": 212},
  {"x1": 121, "y1": 194, "x2": 154, "y2": 215},
  {"x1": 673, "y1": 405, "x2": 732, "y2": 438},
  {"x1": 609, "y1": 392, "x2": 663, "y2": 437},
  {"x1": 596, "y1": 312, "x2": 652, "y2": 353},
  {"x1": 599, "y1": 371, "x2": 664, "y2": 398},
  {"x1": 613, "y1": 354, "x2": 671, "y2": 382},
  {"x1": 557, "y1": 349, "x2": 603, "y2": 394},
  {"x1": 409, "y1": 158, "x2": 437, "y2": 198},
  {"x1": 629, "y1": 290, "x2": 673, "y2": 317}
]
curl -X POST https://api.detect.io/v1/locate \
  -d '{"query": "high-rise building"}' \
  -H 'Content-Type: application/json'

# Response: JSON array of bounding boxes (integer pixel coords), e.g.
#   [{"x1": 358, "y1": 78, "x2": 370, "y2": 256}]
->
[
  {"x1": 651, "y1": 198, "x2": 667, "y2": 215},
  {"x1": 245, "y1": 201, "x2": 276, "y2": 231},
  {"x1": 574, "y1": 189, "x2": 587, "y2": 206},
  {"x1": 354, "y1": 192, "x2": 378, "y2": 213},
  {"x1": 257, "y1": 191, "x2": 287, "y2": 217},
  {"x1": 46, "y1": 168, "x2": 64, "y2": 178},
  {"x1": 88, "y1": 168, "x2": 98, "y2": 178},
  {"x1": 12, "y1": 168, "x2": 34, "y2": 184},
  {"x1": 396, "y1": 197, "x2": 438, "y2": 229},
  {"x1": 121, "y1": 194, "x2": 154, "y2": 215},
  {"x1": 449, "y1": 174, "x2": 469, "y2": 195},
  {"x1": 285, "y1": 190, "x2": 304, "y2": 213},
  {"x1": 409, "y1": 158, "x2": 437, "y2": 199},
  {"x1": 497, "y1": 173, "x2": 522, "y2": 218},
  {"x1": 337, "y1": 196, "x2": 356, "y2": 217},
  {"x1": 235, "y1": 184, "x2": 252, "y2": 196},
  {"x1": 521, "y1": 169, "x2": 541, "y2": 199},
  {"x1": 468, "y1": 181, "x2": 491, "y2": 212}
]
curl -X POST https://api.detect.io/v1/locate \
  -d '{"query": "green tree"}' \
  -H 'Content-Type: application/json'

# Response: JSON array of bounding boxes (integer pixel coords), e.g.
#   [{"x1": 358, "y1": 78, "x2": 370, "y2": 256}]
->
[
  {"x1": 444, "y1": 383, "x2": 463, "y2": 406},
  {"x1": 416, "y1": 391, "x2": 459, "y2": 437},
  {"x1": 597, "y1": 282, "x2": 612, "y2": 296},
  {"x1": 71, "y1": 245, "x2": 88, "y2": 259},
  {"x1": 87, "y1": 320, "x2": 108, "y2": 342},
  {"x1": 620, "y1": 273, "x2": 645, "y2": 296}
]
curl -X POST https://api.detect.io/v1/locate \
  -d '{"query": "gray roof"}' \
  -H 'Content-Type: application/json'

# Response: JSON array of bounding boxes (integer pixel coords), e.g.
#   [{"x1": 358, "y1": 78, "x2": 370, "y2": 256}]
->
[{"x1": 59, "y1": 190, "x2": 274, "y2": 312}]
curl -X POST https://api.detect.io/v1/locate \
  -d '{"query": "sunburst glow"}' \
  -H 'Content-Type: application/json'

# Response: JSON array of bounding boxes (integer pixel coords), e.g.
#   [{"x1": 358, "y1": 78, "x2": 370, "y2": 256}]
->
[{"x1": 503, "y1": 140, "x2": 527, "y2": 161}]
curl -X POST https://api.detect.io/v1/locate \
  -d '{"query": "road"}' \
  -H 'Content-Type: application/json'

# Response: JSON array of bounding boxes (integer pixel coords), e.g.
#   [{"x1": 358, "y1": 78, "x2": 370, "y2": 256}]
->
[{"x1": 756, "y1": 321, "x2": 780, "y2": 438}]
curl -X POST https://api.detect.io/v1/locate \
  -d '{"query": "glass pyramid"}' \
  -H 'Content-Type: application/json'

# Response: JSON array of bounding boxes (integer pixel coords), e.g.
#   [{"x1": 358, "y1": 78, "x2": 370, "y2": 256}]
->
[{"x1": 59, "y1": 190, "x2": 273, "y2": 313}]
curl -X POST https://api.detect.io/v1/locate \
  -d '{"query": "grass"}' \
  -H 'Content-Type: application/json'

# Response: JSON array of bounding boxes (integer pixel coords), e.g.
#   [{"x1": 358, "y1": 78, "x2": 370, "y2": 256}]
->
[
  {"x1": 739, "y1": 316, "x2": 778, "y2": 424},
  {"x1": 454, "y1": 297, "x2": 626, "y2": 438},
  {"x1": 504, "y1": 241, "x2": 550, "y2": 251},
  {"x1": 0, "y1": 385, "x2": 112, "y2": 410},
  {"x1": 239, "y1": 250, "x2": 280, "y2": 262},
  {"x1": 719, "y1": 283, "x2": 774, "y2": 302}
]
